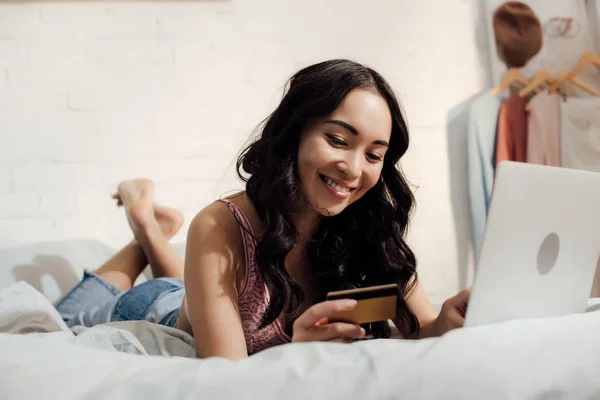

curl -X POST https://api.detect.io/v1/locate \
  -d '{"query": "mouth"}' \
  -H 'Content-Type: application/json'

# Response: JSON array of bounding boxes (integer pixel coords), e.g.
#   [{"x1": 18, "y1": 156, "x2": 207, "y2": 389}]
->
[{"x1": 319, "y1": 174, "x2": 355, "y2": 199}]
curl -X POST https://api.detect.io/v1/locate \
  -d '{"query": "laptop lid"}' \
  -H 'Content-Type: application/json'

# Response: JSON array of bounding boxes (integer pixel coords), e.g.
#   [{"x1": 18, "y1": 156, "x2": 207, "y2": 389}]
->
[{"x1": 465, "y1": 161, "x2": 600, "y2": 327}]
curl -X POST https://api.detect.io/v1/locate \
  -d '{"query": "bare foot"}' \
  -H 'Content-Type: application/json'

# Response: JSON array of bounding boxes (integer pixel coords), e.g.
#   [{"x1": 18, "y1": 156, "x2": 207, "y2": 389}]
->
[
  {"x1": 113, "y1": 179, "x2": 156, "y2": 239},
  {"x1": 154, "y1": 203, "x2": 184, "y2": 239},
  {"x1": 112, "y1": 179, "x2": 185, "y2": 279},
  {"x1": 112, "y1": 181, "x2": 183, "y2": 239}
]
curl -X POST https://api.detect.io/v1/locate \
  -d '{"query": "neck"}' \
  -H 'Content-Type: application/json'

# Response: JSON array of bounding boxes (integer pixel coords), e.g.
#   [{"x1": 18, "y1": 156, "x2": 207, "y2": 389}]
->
[
  {"x1": 286, "y1": 206, "x2": 322, "y2": 294},
  {"x1": 292, "y1": 207, "x2": 322, "y2": 247}
]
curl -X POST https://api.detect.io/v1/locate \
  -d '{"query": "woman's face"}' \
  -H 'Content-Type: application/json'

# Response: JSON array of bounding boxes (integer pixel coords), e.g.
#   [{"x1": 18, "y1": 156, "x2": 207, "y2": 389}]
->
[{"x1": 297, "y1": 88, "x2": 392, "y2": 216}]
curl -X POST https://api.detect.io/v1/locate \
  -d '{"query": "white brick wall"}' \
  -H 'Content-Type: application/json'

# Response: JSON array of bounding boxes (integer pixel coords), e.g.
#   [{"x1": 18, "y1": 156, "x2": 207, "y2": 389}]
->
[{"x1": 0, "y1": 0, "x2": 491, "y2": 304}]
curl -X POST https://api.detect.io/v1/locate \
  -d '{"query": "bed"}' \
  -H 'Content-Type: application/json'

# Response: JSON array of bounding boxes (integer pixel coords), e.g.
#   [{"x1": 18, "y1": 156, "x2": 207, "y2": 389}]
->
[{"x1": 1, "y1": 240, "x2": 599, "y2": 400}]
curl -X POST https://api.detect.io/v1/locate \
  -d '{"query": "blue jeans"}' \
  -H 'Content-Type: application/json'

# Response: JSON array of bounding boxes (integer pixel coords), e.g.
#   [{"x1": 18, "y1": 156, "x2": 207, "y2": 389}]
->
[{"x1": 55, "y1": 271, "x2": 184, "y2": 329}]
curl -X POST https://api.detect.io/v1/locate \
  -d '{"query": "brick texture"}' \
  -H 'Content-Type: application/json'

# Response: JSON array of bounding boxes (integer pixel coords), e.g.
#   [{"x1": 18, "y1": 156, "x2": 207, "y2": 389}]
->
[{"x1": 0, "y1": 0, "x2": 493, "y2": 303}]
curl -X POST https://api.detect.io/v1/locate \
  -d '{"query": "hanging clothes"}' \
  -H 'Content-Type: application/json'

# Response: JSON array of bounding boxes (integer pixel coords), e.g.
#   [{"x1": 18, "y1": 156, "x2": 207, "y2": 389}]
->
[
  {"x1": 467, "y1": 90, "x2": 502, "y2": 261},
  {"x1": 495, "y1": 94, "x2": 528, "y2": 168},
  {"x1": 526, "y1": 92, "x2": 561, "y2": 166},
  {"x1": 560, "y1": 98, "x2": 600, "y2": 172}
]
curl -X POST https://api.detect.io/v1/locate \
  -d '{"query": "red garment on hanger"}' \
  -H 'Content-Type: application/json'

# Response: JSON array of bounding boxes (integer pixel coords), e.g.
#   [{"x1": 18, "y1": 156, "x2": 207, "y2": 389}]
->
[{"x1": 495, "y1": 94, "x2": 528, "y2": 168}]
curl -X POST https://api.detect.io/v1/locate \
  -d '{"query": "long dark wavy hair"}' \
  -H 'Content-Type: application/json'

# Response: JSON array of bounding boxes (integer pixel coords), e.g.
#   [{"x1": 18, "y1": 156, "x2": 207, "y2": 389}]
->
[{"x1": 236, "y1": 59, "x2": 419, "y2": 338}]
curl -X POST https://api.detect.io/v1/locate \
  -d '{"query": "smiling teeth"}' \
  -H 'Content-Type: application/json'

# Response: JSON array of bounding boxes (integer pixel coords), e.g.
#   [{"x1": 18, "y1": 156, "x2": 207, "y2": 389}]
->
[{"x1": 325, "y1": 177, "x2": 349, "y2": 193}]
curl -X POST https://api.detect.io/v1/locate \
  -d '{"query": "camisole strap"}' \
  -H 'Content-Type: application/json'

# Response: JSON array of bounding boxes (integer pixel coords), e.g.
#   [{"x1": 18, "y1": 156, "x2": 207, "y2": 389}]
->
[{"x1": 218, "y1": 199, "x2": 258, "y2": 298}]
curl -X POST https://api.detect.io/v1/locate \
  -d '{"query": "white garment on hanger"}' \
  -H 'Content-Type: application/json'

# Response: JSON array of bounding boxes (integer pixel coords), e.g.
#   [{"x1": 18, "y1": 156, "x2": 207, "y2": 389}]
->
[{"x1": 560, "y1": 97, "x2": 600, "y2": 172}]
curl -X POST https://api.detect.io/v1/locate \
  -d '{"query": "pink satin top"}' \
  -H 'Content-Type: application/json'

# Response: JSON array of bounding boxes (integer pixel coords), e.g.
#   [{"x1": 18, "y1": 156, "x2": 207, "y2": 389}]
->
[{"x1": 184, "y1": 199, "x2": 291, "y2": 354}]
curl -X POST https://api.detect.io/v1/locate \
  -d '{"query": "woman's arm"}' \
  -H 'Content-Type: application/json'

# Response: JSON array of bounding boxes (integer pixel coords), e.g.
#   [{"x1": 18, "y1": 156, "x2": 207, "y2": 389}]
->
[
  {"x1": 393, "y1": 279, "x2": 439, "y2": 339},
  {"x1": 393, "y1": 279, "x2": 471, "y2": 339},
  {"x1": 183, "y1": 205, "x2": 248, "y2": 360}
]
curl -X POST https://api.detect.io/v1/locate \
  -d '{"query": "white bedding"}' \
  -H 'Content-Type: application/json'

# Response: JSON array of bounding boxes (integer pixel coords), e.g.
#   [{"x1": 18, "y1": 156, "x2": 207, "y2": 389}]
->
[
  {"x1": 1, "y1": 281, "x2": 600, "y2": 400},
  {"x1": 0, "y1": 239, "x2": 187, "y2": 305}
]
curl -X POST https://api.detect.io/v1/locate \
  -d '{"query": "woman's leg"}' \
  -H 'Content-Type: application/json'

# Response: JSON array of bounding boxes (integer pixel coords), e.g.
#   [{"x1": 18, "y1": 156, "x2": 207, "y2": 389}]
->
[
  {"x1": 93, "y1": 240, "x2": 147, "y2": 292},
  {"x1": 96, "y1": 179, "x2": 185, "y2": 292},
  {"x1": 57, "y1": 179, "x2": 186, "y2": 326}
]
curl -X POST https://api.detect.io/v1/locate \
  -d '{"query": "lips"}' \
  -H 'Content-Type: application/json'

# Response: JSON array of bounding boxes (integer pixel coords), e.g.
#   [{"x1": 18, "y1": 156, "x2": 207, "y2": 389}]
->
[
  {"x1": 322, "y1": 176, "x2": 350, "y2": 192},
  {"x1": 319, "y1": 174, "x2": 354, "y2": 199}
]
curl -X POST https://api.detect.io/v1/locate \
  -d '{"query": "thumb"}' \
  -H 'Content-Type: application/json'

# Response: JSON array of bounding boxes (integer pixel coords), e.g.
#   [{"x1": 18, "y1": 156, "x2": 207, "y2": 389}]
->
[
  {"x1": 456, "y1": 287, "x2": 471, "y2": 302},
  {"x1": 452, "y1": 288, "x2": 471, "y2": 315}
]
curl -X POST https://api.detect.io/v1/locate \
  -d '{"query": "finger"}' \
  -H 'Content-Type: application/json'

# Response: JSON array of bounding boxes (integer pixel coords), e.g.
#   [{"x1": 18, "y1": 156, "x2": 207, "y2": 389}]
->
[
  {"x1": 447, "y1": 288, "x2": 470, "y2": 316},
  {"x1": 295, "y1": 299, "x2": 357, "y2": 329},
  {"x1": 313, "y1": 317, "x2": 329, "y2": 328},
  {"x1": 453, "y1": 315, "x2": 465, "y2": 328},
  {"x1": 307, "y1": 323, "x2": 366, "y2": 342},
  {"x1": 448, "y1": 310, "x2": 465, "y2": 328},
  {"x1": 449, "y1": 288, "x2": 470, "y2": 303},
  {"x1": 111, "y1": 193, "x2": 123, "y2": 206}
]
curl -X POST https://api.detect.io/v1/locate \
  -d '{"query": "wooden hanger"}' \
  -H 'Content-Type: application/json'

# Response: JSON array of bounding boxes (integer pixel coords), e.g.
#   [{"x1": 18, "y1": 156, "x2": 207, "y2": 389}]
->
[
  {"x1": 548, "y1": 51, "x2": 600, "y2": 94},
  {"x1": 518, "y1": 70, "x2": 557, "y2": 111},
  {"x1": 573, "y1": 51, "x2": 600, "y2": 73},
  {"x1": 549, "y1": 70, "x2": 600, "y2": 96},
  {"x1": 569, "y1": 76, "x2": 600, "y2": 96},
  {"x1": 492, "y1": 68, "x2": 529, "y2": 95},
  {"x1": 519, "y1": 69, "x2": 556, "y2": 98}
]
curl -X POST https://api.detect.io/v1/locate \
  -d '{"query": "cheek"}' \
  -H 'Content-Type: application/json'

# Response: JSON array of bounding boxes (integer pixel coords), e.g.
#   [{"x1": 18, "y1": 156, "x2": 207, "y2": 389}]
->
[
  {"x1": 297, "y1": 146, "x2": 318, "y2": 192},
  {"x1": 356, "y1": 168, "x2": 382, "y2": 197},
  {"x1": 298, "y1": 139, "x2": 330, "y2": 178}
]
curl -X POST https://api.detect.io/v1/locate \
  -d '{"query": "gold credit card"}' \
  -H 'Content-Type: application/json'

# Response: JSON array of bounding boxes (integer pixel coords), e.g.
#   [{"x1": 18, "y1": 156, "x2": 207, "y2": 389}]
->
[{"x1": 326, "y1": 283, "x2": 398, "y2": 325}]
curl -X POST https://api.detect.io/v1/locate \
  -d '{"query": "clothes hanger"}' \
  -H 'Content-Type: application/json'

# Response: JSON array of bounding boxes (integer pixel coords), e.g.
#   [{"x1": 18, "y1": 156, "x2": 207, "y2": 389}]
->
[
  {"x1": 519, "y1": 69, "x2": 556, "y2": 98},
  {"x1": 549, "y1": 70, "x2": 600, "y2": 97},
  {"x1": 519, "y1": 70, "x2": 557, "y2": 111},
  {"x1": 569, "y1": 76, "x2": 600, "y2": 96},
  {"x1": 492, "y1": 68, "x2": 529, "y2": 95},
  {"x1": 548, "y1": 51, "x2": 600, "y2": 93},
  {"x1": 574, "y1": 51, "x2": 600, "y2": 72}
]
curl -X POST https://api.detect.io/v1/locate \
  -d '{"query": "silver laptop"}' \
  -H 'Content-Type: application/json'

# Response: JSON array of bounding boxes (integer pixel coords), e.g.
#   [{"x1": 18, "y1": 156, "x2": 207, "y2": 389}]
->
[{"x1": 464, "y1": 161, "x2": 600, "y2": 327}]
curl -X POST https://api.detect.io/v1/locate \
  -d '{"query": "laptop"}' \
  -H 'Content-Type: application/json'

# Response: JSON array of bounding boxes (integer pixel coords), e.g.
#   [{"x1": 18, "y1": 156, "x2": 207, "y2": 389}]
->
[{"x1": 464, "y1": 161, "x2": 600, "y2": 327}]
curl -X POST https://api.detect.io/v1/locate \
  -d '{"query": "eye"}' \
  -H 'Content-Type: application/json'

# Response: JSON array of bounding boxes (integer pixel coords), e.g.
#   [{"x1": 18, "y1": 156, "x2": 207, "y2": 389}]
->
[
  {"x1": 325, "y1": 134, "x2": 347, "y2": 147},
  {"x1": 367, "y1": 152, "x2": 383, "y2": 162}
]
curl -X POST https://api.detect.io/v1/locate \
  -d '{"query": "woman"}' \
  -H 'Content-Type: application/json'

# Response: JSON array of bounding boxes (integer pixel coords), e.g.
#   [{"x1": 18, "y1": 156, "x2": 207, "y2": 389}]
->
[{"x1": 56, "y1": 59, "x2": 470, "y2": 360}]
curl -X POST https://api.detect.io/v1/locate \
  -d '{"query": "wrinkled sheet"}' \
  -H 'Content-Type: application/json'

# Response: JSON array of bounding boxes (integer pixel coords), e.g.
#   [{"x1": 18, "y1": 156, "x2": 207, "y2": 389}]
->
[{"x1": 1, "y1": 282, "x2": 600, "y2": 400}]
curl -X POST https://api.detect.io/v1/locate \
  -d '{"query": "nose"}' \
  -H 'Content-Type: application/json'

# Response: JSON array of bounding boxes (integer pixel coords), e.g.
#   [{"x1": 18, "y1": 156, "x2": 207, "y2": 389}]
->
[{"x1": 336, "y1": 151, "x2": 361, "y2": 179}]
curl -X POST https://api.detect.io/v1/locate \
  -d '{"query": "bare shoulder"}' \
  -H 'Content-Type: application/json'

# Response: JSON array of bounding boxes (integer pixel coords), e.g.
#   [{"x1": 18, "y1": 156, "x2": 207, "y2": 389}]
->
[
  {"x1": 183, "y1": 199, "x2": 246, "y2": 294},
  {"x1": 188, "y1": 200, "x2": 241, "y2": 243}
]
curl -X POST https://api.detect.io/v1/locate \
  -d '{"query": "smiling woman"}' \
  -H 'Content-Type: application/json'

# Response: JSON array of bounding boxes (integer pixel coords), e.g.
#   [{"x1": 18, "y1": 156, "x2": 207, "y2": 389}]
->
[
  {"x1": 297, "y1": 92, "x2": 392, "y2": 215},
  {"x1": 232, "y1": 60, "x2": 423, "y2": 342},
  {"x1": 55, "y1": 59, "x2": 471, "y2": 360}
]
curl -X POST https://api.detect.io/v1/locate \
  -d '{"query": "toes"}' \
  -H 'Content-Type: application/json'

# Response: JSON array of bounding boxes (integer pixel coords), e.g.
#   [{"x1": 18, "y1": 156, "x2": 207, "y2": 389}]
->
[{"x1": 111, "y1": 193, "x2": 123, "y2": 207}]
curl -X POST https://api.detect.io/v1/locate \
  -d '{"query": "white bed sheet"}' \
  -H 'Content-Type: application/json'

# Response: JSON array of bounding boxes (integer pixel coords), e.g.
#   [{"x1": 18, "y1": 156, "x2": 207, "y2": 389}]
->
[{"x1": 1, "y1": 281, "x2": 600, "y2": 400}]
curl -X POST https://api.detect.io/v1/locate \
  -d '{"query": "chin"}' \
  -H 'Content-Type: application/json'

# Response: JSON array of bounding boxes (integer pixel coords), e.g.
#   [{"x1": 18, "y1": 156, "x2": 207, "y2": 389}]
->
[
  {"x1": 302, "y1": 179, "x2": 362, "y2": 217},
  {"x1": 313, "y1": 201, "x2": 350, "y2": 217},
  {"x1": 316, "y1": 207, "x2": 342, "y2": 217}
]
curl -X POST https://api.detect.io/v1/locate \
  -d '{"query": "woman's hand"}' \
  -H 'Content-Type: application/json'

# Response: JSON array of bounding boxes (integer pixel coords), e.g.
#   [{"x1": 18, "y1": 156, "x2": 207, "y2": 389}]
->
[
  {"x1": 432, "y1": 288, "x2": 471, "y2": 336},
  {"x1": 292, "y1": 299, "x2": 366, "y2": 343}
]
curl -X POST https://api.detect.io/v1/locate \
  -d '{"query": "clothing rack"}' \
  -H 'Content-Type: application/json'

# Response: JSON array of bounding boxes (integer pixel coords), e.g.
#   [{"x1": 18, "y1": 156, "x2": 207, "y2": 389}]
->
[
  {"x1": 468, "y1": 51, "x2": 600, "y2": 259},
  {"x1": 493, "y1": 51, "x2": 600, "y2": 107}
]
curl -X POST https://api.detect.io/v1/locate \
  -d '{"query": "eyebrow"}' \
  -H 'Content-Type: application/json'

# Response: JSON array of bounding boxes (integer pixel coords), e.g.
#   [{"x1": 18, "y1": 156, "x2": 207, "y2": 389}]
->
[{"x1": 325, "y1": 119, "x2": 389, "y2": 147}]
